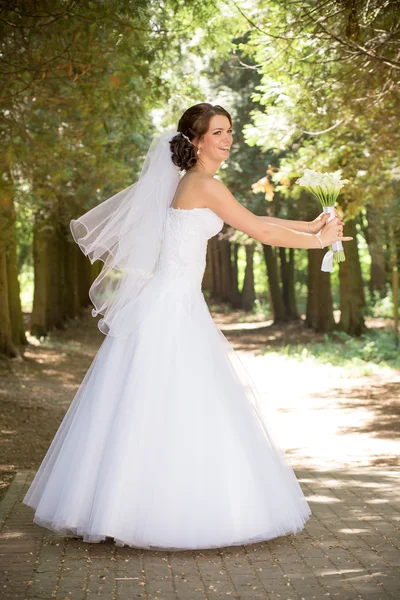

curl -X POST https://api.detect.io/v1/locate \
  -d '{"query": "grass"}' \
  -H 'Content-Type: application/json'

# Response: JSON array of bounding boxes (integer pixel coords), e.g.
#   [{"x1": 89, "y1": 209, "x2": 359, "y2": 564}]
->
[{"x1": 264, "y1": 328, "x2": 400, "y2": 376}]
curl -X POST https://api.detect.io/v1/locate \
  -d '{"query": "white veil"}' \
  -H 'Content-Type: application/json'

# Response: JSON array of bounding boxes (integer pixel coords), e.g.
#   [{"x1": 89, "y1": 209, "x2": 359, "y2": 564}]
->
[{"x1": 70, "y1": 128, "x2": 181, "y2": 338}]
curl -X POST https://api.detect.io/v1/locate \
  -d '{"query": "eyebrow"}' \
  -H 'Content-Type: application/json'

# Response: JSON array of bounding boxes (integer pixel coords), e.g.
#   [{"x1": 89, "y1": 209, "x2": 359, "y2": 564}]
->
[{"x1": 212, "y1": 127, "x2": 231, "y2": 131}]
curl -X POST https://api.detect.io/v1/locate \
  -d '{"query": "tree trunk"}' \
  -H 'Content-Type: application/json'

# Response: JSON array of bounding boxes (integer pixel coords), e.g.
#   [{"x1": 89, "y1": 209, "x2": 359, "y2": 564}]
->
[
  {"x1": 46, "y1": 221, "x2": 64, "y2": 329},
  {"x1": 65, "y1": 241, "x2": 81, "y2": 319},
  {"x1": 0, "y1": 190, "x2": 24, "y2": 355},
  {"x1": 389, "y1": 221, "x2": 400, "y2": 349},
  {"x1": 279, "y1": 247, "x2": 300, "y2": 320},
  {"x1": 339, "y1": 219, "x2": 366, "y2": 335},
  {"x1": 262, "y1": 244, "x2": 286, "y2": 322},
  {"x1": 367, "y1": 204, "x2": 386, "y2": 298},
  {"x1": 229, "y1": 244, "x2": 241, "y2": 308},
  {"x1": 306, "y1": 249, "x2": 317, "y2": 329},
  {"x1": 287, "y1": 248, "x2": 300, "y2": 320},
  {"x1": 389, "y1": 221, "x2": 399, "y2": 348},
  {"x1": 30, "y1": 216, "x2": 51, "y2": 337},
  {"x1": 5, "y1": 199, "x2": 27, "y2": 346},
  {"x1": 31, "y1": 207, "x2": 87, "y2": 337},
  {"x1": 306, "y1": 249, "x2": 336, "y2": 332},
  {"x1": 58, "y1": 226, "x2": 70, "y2": 321},
  {"x1": 219, "y1": 231, "x2": 231, "y2": 302},
  {"x1": 77, "y1": 246, "x2": 92, "y2": 307},
  {"x1": 241, "y1": 244, "x2": 255, "y2": 311},
  {"x1": 0, "y1": 250, "x2": 18, "y2": 356},
  {"x1": 210, "y1": 236, "x2": 223, "y2": 301}
]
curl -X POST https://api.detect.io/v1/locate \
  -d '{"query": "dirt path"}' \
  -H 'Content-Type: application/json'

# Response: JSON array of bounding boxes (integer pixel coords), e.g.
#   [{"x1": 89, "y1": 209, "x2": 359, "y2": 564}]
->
[{"x1": 1, "y1": 307, "x2": 399, "y2": 502}]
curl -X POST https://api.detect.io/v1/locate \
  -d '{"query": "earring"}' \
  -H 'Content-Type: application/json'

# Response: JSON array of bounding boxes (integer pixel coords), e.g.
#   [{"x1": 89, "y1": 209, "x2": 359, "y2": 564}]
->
[{"x1": 197, "y1": 147, "x2": 201, "y2": 155}]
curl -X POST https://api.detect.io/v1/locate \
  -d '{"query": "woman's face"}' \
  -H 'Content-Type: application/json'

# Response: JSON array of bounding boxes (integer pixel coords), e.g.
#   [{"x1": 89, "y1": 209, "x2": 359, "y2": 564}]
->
[{"x1": 195, "y1": 114, "x2": 233, "y2": 163}]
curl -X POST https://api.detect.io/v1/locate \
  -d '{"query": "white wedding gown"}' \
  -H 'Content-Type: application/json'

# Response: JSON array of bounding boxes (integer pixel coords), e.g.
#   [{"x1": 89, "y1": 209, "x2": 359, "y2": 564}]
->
[{"x1": 23, "y1": 206, "x2": 311, "y2": 551}]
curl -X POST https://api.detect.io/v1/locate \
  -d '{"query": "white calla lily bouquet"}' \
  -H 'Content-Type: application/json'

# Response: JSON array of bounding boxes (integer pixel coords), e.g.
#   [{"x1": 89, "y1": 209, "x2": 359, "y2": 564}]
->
[{"x1": 295, "y1": 169, "x2": 349, "y2": 272}]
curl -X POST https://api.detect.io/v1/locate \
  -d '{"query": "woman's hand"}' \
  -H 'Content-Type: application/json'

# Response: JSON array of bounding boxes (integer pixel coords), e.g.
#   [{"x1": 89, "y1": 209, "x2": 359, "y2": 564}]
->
[
  {"x1": 308, "y1": 209, "x2": 343, "y2": 234},
  {"x1": 319, "y1": 215, "x2": 353, "y2": 248}
]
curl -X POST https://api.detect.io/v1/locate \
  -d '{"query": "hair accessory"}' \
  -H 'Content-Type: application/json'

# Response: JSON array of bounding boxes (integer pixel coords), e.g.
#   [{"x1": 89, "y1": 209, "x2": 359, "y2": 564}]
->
[{"x1": 180, "y1": 132, "x2": 191, "y2": 143}]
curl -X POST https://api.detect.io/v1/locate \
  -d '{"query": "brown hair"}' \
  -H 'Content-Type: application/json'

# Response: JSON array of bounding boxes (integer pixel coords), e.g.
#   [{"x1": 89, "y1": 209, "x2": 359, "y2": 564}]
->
[{"x1": 169, "y1": 103, "x2": 232, "y2": 172}]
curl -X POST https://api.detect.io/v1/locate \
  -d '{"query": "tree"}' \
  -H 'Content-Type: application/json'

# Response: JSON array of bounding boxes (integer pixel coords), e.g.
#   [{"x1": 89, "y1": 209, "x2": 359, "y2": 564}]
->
[
  {"x1": 234, "y1": 0, "x2": 399, "y2": 333},
  {"x1": 207, "y1": 33, "x2": 301, "y2": 318},
  {"x1": 0, "y1": 0, "x2": 239, "y2": 353}
]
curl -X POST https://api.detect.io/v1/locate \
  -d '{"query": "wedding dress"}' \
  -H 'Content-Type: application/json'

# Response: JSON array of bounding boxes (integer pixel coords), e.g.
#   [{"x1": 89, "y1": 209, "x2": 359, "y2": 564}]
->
[{"x1": 23, "y1": 205, "x2": 311, "y2": 551}]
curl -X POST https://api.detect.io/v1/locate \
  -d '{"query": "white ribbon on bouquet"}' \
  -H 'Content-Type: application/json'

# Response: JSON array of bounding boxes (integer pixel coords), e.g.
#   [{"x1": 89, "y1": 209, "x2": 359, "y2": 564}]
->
[{"x1": 321, "y1": 206, "x2": 344, "y2": 272}]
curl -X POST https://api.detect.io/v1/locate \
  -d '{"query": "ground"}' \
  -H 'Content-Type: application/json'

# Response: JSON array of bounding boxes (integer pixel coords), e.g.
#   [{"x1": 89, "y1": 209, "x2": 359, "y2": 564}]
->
[{"x1": 0, "y1": 307, "x2": 399, "y2": 599}]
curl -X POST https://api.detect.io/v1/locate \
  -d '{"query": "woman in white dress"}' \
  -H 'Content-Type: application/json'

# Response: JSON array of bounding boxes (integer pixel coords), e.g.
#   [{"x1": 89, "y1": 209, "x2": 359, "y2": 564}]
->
[{"x1": 23, "y1": 103, "x2": 352, "y2": 551}]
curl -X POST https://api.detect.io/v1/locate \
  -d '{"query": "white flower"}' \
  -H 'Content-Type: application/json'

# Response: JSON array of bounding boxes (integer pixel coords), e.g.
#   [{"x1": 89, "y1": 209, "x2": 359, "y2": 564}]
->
[
  {"x1": 295, "y1": 168, "x2": 349, "y2": 207},
  {"x1": 322, "y1": 171, "x2": 349, "y2": 191},
  {"x1": 295, "y1": 168, "x2": 349, "y2": 268},
  {"x1": 295, "y1": 169, "x2": 325, "y2": 187}
]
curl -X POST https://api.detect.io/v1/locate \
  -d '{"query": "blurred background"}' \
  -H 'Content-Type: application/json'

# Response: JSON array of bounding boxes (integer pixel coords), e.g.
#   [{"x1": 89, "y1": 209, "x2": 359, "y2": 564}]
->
[
  {"x1": 1, "y1": 0, "x2": 399, "y2": 356},
  {"x1": 0, "y1": 1, "x2": 399, "y2": 495}
]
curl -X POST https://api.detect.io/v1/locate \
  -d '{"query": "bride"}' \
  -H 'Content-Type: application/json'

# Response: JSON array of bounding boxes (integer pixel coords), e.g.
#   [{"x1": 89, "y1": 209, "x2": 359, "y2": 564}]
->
[{"x1": 23, "y1": 102, "x2": 352, "y2": 551}]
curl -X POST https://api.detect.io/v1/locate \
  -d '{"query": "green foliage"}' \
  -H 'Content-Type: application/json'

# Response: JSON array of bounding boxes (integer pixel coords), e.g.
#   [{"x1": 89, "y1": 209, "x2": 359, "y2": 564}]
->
[
  {"x1": 264, "y1": 327, "x2": 400, "y2": 375},
  {"x1": 253, "y1": 244, "x2": 268, "y2": 299},
  {"x1": 3, "y1": 0, "x2": 398, "y2": 340},
  {"x1": 207, "y1": 33, "x2": 273, "y2": 213},
  {"x1": 205, "y1": 1, "x2": 398, "y2": 332},
  {"x1": 365, "y1": 289, "x2": 394, "y2": 318},
  {"x1": 18, "y1": 264, "x2": 34, "y2": 313},
  {"x1": 238, "y1": 0, "x2": 399, "y2": 222},
  {"x1": 1, "y1": 0, "x2": 238, "y2": 270}
]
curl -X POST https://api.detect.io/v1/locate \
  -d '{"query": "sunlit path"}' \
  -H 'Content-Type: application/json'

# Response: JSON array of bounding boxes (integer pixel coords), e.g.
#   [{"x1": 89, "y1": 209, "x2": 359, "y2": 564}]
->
[{"x1": 239, "y1": 351, "x2": 400, "y2": 471}]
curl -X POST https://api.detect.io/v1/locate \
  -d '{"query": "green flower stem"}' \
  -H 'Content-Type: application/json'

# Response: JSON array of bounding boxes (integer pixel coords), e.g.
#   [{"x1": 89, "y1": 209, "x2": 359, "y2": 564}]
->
[
  {"x1": 333, "y1": 250, "x2": 346, "y2": 263},
  {"x1": 304, "y1": 185, "x2": 343, "y2": 207}
]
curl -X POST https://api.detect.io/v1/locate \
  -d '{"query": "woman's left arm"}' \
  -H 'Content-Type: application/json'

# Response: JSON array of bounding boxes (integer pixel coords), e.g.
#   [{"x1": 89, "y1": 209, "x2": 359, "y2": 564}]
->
[{"x1": 258, "y1": 216, "x2": 310, "y2": 233}]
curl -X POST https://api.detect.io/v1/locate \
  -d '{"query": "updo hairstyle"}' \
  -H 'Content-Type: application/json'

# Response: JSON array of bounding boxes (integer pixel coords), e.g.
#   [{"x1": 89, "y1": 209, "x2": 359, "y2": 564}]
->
[{"x1": 169, "y1": 103, "x2": 232, "y2": 172}]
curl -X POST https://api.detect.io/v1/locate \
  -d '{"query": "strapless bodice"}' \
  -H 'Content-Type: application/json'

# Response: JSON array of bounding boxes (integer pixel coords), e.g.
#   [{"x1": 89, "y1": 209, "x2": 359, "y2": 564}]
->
[{"x1": 155, "y1": 207, "x2": 224, "y2": 292}]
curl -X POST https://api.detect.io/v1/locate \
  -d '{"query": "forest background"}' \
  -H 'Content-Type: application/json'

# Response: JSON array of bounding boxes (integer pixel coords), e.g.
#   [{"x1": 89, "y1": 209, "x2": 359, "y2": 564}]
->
[{"x1": 1, "y1": 0, "x2": 399, "y2": 366}]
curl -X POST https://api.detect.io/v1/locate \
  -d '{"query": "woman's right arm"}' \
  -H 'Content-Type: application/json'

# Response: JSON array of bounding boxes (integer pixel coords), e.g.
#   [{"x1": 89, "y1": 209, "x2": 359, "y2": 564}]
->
[{"x1": 204, "y1": 178, "x2": 353, "y2": 249}]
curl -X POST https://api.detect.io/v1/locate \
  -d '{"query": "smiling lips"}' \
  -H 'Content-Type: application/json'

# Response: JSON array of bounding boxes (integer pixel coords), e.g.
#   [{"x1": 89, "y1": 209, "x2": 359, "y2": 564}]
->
[{"x1": 219, "y1": 147, "x2": 230, "y2": 152}]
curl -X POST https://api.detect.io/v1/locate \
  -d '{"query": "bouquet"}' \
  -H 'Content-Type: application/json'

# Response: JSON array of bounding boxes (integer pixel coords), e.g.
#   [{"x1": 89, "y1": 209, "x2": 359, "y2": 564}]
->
[{"x1": 295, "y1": 169, "x2": 349, "y2": 272}]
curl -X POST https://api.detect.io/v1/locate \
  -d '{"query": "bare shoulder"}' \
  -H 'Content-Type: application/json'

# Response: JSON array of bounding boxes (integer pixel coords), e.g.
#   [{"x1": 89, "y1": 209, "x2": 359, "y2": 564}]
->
[
  {"x1": 182, "y1": 174, "x2": 231, "y2": 209},
  {"x1": 172, "y1": 172, "x2": 212, "y2": 208},
  {"x1": 202, "y1": 176, "x2": 227, "y2": 196},
  {"x1": 197, "y1": 176, "x2": 231, "y2": 208},
  {"x1": 201, "y1": 176, "x2": 238, "y2": 213}
]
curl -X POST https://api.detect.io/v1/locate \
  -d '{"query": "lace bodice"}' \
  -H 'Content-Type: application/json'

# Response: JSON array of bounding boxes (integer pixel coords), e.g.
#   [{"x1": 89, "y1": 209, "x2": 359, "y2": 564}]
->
[{"x1": 156, "y1": 207, "x2": 224, "y2": 292}]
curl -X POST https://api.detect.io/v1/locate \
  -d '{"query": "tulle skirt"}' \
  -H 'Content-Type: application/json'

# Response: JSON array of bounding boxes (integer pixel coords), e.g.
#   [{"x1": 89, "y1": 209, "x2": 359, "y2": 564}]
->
[{"x1": 23, "y1": 282, "x2": 311, "y2": 550}]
